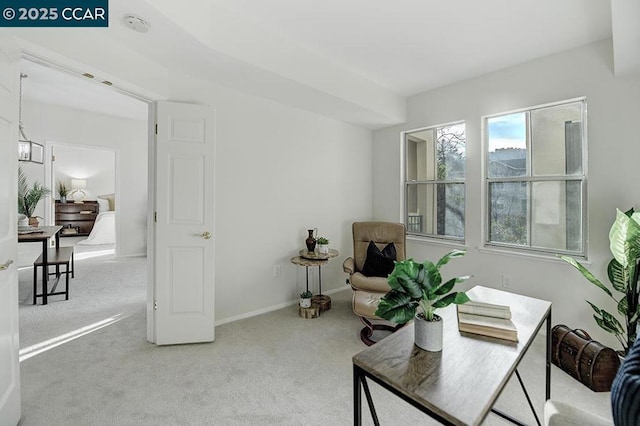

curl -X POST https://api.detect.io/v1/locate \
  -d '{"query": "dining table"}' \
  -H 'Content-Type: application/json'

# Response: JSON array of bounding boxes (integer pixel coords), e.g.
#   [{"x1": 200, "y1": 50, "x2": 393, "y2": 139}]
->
[{"x1": 18, "y1": 225, "x2": 62, "y2": 305}]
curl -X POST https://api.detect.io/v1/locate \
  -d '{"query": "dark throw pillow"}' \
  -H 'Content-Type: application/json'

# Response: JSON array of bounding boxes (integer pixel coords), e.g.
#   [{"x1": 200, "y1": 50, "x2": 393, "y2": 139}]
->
[{"x1": 361, "y1": 241, "x2": 396, "y2": 278}]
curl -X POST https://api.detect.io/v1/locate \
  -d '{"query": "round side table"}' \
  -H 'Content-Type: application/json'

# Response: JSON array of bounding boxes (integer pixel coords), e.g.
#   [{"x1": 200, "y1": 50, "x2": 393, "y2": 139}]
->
[{"x1": 290, "y1": 248, "x2": 339, "y2": 313}]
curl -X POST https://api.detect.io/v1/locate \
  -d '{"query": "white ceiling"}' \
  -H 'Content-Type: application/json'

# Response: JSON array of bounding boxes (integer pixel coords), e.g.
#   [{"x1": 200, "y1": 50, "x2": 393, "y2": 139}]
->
[
  {"x1": 207, "y1": 0, "x2": 612, "y2": 96},
  {"x1": 17, "y1": 0, "x2": 638, "y2": 128}
]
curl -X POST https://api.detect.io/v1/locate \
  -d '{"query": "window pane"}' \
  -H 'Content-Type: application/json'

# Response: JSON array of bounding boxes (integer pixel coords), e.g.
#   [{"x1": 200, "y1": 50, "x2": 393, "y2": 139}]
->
[
  {"x1": 437, "y1": 124, "x2": 466, "y2": 179},
  {"x1": 489, "y1": 181, "x2": 528, "y2": 245},
  {"x1": 406, "y1": 183, "x2": 464, "y2": 238},
  {"x1": 404, "y1": 121, "x2": 465, "y2": 241},
  {"x1": 531, "y1": 180, "x2": 582, "y2": 252},
  {"x1": 443, "y1": 183, "x2": 465, "y2": 237},
  {"x1": 531, "y1": 102, "x2": 583, "y2": 176},
  {"x1": 487, "y1": 113, "x2": 527, "y2": 178}
]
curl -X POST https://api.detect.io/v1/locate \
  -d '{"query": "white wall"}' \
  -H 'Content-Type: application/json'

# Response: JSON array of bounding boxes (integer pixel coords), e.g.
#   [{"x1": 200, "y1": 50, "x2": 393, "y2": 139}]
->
[
  {"x1": 167, "y1": 74, "x2": 373, "y2": 321},
  {"x1": 21, "y1": 100, "x2": 148, "y2": 257},
  {"x1": 372, "y1": 39, "x2": 640, "y2": 350}
]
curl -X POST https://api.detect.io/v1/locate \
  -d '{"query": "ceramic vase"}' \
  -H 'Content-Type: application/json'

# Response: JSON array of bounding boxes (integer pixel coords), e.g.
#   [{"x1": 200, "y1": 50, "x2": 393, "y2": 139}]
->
[
  {"x1": 28, "y1": 217, "x2": 39, "y2": 227},
  {"x1": 300, "y1": 297, "x2": 312, "y2": 308},
  {"x1": 414, "y1": 313, "x2": 443, "y2": 351},
  {"x1": 317, "y1": 244, "x2": 329, "y2": 255},
  {"x1": 305, "y1": 229, "x2": 316, "y2": 252}
]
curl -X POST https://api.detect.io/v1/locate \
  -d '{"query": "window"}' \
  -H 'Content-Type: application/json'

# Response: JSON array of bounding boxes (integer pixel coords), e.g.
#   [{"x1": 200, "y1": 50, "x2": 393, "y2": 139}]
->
[
  {"x1": 404, "y1": 122, "x2": 466, "y2": 241},
  {"x1": 485, "y1": 99, "x2": 586, "y2": 255}
]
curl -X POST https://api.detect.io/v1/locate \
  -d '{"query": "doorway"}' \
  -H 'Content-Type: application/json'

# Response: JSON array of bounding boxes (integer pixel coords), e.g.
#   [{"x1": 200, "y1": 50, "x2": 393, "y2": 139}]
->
[
  {"x1": 16, "y1": 56, "x2": 151, "y2": 353},
  {"x1": 46, "y1": 142, "x2": 117, "y2": 251}
]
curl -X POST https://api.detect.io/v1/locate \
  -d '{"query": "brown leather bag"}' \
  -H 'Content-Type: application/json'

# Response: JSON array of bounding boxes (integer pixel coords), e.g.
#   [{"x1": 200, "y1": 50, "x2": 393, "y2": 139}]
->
[{"x1": 551, "y1": 324, "x2": 621, "y2": 392}]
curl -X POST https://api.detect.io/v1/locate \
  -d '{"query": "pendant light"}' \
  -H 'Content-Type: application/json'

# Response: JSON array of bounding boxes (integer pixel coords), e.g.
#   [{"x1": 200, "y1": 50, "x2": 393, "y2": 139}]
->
[{"x1": 18, "y1": 73, "x2": 43, "y2": 164}]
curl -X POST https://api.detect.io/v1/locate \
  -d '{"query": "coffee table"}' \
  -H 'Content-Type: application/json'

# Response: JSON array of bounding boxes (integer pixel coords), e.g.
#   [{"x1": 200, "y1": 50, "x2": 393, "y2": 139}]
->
[{"x1": 353, "y1": 286, "x2": 552, "y2": 425}]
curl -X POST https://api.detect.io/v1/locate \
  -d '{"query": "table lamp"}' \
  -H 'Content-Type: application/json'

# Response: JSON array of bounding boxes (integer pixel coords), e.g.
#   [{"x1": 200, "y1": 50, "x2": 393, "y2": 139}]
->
[{"x1": 71, "y1": 179, "x2": 87, "y2": 204}]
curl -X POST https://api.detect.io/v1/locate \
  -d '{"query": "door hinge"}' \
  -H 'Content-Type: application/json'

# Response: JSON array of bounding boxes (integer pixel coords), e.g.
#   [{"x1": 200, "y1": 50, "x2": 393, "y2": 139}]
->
[
  {"x1": 155, "y1": 123, "x2": 158, "y2": 135},
  {"x1": 154, "y1": 300, "x2": 157, "y2": 310},
  {"x1": 154, "y1": 211, "x2": 157, "y2": 223},
  {"x1": 51, "y1": 155, "x2": 55, "y2": 162}
]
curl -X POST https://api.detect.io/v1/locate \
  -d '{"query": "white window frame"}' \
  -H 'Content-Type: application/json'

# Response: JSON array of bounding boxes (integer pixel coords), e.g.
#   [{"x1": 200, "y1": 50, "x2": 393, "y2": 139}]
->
[
  {"x1": 481, "y1": 97, "x2": 588, "y2": 258},
  {"x1": 401, "y1": 121, "x2": 466, "y2": 243}
]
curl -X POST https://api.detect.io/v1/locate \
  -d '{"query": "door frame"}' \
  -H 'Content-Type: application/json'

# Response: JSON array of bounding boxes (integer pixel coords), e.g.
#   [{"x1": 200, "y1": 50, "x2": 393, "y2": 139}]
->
[{"x1": 19, "y1": 51, "x2": 159, "y2": 342}]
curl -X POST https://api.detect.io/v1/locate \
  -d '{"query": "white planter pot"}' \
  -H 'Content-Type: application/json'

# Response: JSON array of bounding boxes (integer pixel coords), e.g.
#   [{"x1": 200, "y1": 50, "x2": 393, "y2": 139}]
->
[
  {"x1": 414, "y1": 313, "x2": 443, "y2": 351},
  {"x1": 300, "y1": 298, "x2": 312, "y2": 308},
  {"x1": 317, "y1": 244, "x2": 329, "y2": 254}
]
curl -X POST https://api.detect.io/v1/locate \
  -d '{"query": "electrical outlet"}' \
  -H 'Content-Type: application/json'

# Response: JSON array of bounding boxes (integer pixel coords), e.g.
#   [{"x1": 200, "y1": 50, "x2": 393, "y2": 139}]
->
[
  {"x1": 272, "y1": 264, "x2": 281, "y2": 278},
  {"x1": 502, "y1": 274, "x2": 511, "y2": 288}
]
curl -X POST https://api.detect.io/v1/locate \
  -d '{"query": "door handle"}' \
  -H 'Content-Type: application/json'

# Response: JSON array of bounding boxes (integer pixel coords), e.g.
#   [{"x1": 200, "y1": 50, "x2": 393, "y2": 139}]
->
[
  {"x1": 200, "y1": 231, "x2": 212, "y2": 240},
  {"x1": 0, "y1": 260, "x2": 13, "y2": 271}
]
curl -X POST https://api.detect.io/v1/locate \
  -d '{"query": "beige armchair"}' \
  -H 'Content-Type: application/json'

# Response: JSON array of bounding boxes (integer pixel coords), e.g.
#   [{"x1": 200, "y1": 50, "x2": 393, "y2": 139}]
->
[{"x1": 343, "y1": 221, "x2": 406, "y2": 345}]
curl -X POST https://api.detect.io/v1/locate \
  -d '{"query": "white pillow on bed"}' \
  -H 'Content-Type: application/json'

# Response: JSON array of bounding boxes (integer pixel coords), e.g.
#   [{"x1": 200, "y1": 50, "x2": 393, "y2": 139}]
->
[
  {"x1": 97, "y1": 193, "x2": 115, "y2": 211},
  {"x1": 97, "y1": 198, "x2": 110, "y2": 212}
]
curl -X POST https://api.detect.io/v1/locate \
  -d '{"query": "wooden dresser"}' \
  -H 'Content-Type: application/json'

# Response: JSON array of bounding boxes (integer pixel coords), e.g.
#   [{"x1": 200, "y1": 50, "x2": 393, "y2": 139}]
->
[{"x1": 55, "y1": 201, "x2": 99, "y2": 236}]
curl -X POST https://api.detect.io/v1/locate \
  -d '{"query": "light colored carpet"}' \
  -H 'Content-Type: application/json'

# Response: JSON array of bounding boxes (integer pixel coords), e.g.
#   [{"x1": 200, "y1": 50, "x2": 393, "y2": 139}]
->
[
  {"x1": 17, "y1": 238, "x2": 142, "y2": 350},
  {"x1": 16, "y1": 248, "x2": 612, "y2": 425}
]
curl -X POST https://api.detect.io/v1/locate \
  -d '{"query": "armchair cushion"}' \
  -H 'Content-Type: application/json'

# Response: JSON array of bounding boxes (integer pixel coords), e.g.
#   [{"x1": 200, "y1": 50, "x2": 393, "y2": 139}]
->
[
  {"x1": 353, "y1": 290, "x2": 385, "y2": 318},
  {"x1": 361, "y1": 241, "x2": 396, "y2": 278},
  {"x1": 350, "y1": 272, "x2": 392, "y2": 293}
]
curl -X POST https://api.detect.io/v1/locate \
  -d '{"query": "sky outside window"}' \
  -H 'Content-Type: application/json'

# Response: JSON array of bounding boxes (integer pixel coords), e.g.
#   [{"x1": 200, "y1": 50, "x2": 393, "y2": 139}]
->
[{"x1": 487, "y1": 112, "x2": 526, "y2": 152}]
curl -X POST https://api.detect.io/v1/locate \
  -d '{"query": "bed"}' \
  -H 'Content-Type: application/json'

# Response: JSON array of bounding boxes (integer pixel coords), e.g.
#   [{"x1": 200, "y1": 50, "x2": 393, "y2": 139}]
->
[{"x1": 78, "y1": 211, "x2": 115, "y2": 245}]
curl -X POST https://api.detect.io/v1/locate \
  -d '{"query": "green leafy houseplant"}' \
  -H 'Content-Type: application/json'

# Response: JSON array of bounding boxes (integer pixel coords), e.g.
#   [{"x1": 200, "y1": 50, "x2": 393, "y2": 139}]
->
[
  {"x1": 316, "y1": 237, "x2": 329, "y2": 245},
  {"x1": 18, "y1": 165, "x2": 50, "y2": 218},
  {"x1": 299, "y1": 290, "x2": 313, "y2": 299},
  {"x1": 560, "y1": 208, "x2": 640, "y2": 355},
  {"x1": 375, "y1": 249, "x2": 470, "y2": 323}
]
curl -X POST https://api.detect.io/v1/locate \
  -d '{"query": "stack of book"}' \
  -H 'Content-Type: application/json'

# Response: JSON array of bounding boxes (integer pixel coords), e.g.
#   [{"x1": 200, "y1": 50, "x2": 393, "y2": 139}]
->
[{"x1": 457, "y1": 300, "x2": 518, "y2": 342}]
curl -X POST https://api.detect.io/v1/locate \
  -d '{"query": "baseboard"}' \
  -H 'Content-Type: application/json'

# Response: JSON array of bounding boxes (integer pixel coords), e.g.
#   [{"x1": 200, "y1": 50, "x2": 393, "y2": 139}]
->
[{"x1": 215, "y1": 285, "x2": 350, "y2": 327}]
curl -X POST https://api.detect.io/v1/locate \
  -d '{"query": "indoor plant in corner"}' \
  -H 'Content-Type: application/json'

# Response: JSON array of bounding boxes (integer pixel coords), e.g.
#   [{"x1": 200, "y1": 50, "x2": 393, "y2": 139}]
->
[
  {"x1": 559, "y1": 208, "x2": 639, "y2": 356},
  {"x1": 18, "y1": 165, "x2": 50, "y2": 227},
  {"x1": 375, "y1": 249, "x2": 470, "y2": 351}
]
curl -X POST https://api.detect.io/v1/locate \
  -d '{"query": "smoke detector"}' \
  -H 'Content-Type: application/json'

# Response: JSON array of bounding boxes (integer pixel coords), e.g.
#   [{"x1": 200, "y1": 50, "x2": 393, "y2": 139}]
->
[{"x1": 124, "y1": 15, "x2": 150, "y2": 33}]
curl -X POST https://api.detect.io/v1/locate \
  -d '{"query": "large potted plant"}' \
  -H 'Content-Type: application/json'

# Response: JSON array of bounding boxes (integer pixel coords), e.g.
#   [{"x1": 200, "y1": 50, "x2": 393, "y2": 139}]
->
[
  {"x1": 375, "y1": 249, "x2": 470, "y2": 351},
  {"x1": 560, "y1": 208, "x2": 639, "y2": 356},
  {"x1": 18, "y1": 165, "x2": 50, "y2": 227}
]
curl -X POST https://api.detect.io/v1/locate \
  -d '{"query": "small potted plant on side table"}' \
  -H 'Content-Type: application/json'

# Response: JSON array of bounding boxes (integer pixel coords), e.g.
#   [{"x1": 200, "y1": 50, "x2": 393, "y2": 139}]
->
[
  {"x1": 300, "y1": 290, "x2": 313, "y2": 308},
  {"x1": 316, "y1": 237, "x2": 329, "y2": 255},
  {"x1": 375, "y1": 249, "x2": 471, "y2": 352}
]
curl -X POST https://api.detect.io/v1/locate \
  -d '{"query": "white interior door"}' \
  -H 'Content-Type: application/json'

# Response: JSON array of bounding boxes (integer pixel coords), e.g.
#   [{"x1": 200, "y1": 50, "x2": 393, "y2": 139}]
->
[
  {"x1": 0, "y1": 39, "x2": 21, "y2": 425},
  {"x1": 153, "y1": 101, "x2": 215, "y2": 345}
]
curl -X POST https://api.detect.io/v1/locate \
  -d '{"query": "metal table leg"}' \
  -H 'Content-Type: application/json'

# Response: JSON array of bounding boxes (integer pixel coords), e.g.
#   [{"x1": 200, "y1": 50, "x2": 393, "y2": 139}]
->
[{"x1": 42, "y1": 239, "x2": 48, "y2": 305}]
